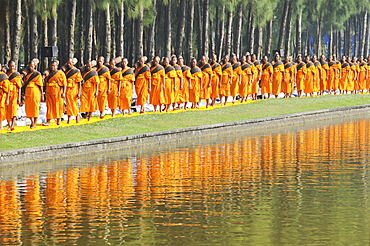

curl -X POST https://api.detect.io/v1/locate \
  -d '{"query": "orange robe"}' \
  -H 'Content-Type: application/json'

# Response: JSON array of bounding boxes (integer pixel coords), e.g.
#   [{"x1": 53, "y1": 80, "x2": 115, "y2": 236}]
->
[
  {"x1": 80, "y1": 70, "x2": 99, "y2": 113},
  {"x1": 119, "y1": 67, "x2": 135, "y2": 110},
  {"x1": 367, "y1": 64, "x2": 370, "y2": 89},
  {"x1": 251, "y1": 61, "x2": 262, "y2": 94},
  {"x1": 189, "y1": 66, "x2": 202, "y2": 103},
  {"x1": 108, "y1": 67, "x2": 123, "y2": 110},
  {"x1": 200, "y1": 63, "x2": 212, "y2": 99},
  {"x1": 340, "y1": 63, "x2": 350, "y2": 91},
  {"x1": 96, "y1": 66, "x2": 111, "y2": 112},
  {"x1": 210, "y1": 62, "x2": 221, "y2": 98},
  {"x1": 282, "y1": 62, "x2": 295, "y2": 94},
  {"x1": 5, "y1": 71, "x2": 22, "y2": 121},
  {"x1": 65, "y1": 67, "x2": 83, "y2": 116},
  {"x1": 358, "y1": 62, "x2": 367, "y2": 90},
  {"x1": 327, "y1": 62, "x2": 336, "y2": 90},
  {"x1": 334, "y1": 61, "x2": 341, "y2": 90},
  {"x1": 24, "y1": 71, "x2": 43, "y2": 118},
  {"x1": 239, "y1": 63, "x2": 252, "y2": 97},
  {"x1": 161, "y1": 65, "x2": 177, "y2": 105},
  {"x1": 320, "y1": 61, "x2": 329, "y2": 90},
  {"x1": 220, "y1": 63, "x2": 233, "y2": 97},
  {"x1": 313, "y1": 61, "x2": 321, "y2": 92},
  {"x1": 150, "y1": 65, "x2": 165, "y2": 106},
  {"x1": 347, "y1": 63, "x2": 356, "y2": 92},
  {"x1": 173, "y1": 64, "x2": 183, "y2": 103},
  {"x1": 179, "y1": 66, "x2": 191, "y2": 103},
  {"x1": 135, "y1": 65, "x2": 150, "y2": 106},
  {"x1": 231, "y1": 62, "x2": 241, "y2": 97},
  {"x1": 261, "y1": 63, "x2": 273, "y2": 94},
  {"x1": 0, "y1": 73, "x2": 10, "y2": 121},
  {"x1": 305, "y1": 62, "x2": 316, "y2": 94},
  {"x1": 296, "y1": 62, "x2": 307, "y2": 91},
  {"x1": 272, "y1": 61, "x2": 284, "y2": 96},
  {"x1": 45, "y1": 70, "x2": 67, "y2": 120}
]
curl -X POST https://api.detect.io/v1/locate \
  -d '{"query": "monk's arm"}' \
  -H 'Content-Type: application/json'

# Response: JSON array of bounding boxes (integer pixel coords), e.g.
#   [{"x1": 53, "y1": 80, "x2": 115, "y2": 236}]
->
[
  {"x1": 78, "y1": 81, "x2": 82, "y2": 98},
  {"x1": 107, "y1": 78, "x2": 111, "y2": 94},
  {"x1": 39, "y1": 85, "x2": 44, "y2": 102},
  {"x1": 118, "y1": 81, "x2": 122, "y2": 96},
  {"x1": 180, "y1": 77, "x2": 183, "y2": 90},
  {"x1": 209, "y1": 73, "x2": 212, "y2": 87},
  {"x1": 61, "y1": 85, "x2": 66, "y2": 98},
  {"x1": 239, "y1": 73, "x2": 242, "y2": 85},
  {"x1": 173, "y1": 77, "x2": 176, "y2": 91}
]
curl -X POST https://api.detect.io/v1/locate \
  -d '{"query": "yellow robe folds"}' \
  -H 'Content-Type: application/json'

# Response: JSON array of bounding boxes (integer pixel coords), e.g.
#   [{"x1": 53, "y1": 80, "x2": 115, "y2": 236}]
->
[
  {"x1": 65, "y1": 67, "x2": 83, "y2": 116},
  {"x1": 24, "y1": 71, "x2": 43, "y2": 118},
  {"x1": 5, "y1": 71, "x2": 22, "y2": 121}
]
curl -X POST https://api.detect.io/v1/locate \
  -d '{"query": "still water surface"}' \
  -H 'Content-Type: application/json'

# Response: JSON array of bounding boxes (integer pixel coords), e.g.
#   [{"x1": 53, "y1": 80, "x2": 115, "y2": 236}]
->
[{"x1": 1, "y1": 119, "x2": 370, "y2": 245}]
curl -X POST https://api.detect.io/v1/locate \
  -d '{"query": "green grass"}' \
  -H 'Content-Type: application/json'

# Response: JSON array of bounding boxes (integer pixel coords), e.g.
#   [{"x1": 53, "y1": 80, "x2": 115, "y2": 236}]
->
[{"x1": 1, "y1": 94, "x2": 370, "y2": 151}]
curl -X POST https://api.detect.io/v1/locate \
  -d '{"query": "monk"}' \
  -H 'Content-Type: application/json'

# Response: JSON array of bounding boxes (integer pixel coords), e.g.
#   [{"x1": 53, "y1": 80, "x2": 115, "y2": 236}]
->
[
  {"x1": 295, "y1": 55, "x2": 306, "y2": 97},
  {"x1": 220, "y1": 55, "x2": 233, "y2": 105},
  {"x1": 327, "y1": 56, "x2": 336, "y2": 94},
  {"x1": 189, "y1": 58, "x2": 203, "y2": 109},
  {"x1": 135, "y1": 56, "x2": 151, "y2": 113},
  {"x1": 150, "y1": 56, "x2": 165, "y2": 112},
  {"x1": 170, "y1": 55, "x2": 183, "y2": 110},
  {"x1": 340, "y1": 56, "x2": 350, "y2": 94},
  {"x1": 178, "y1": 56, "x2": 190, "y2": 109},
  {"x1": 210, "y1": 54, "x2": 222, "y2": 106},
  {"x1": 199, "y1": 56, "x2": 212, "y2": 107},
  {"x1": 333, "y1": 55, "x2": 341, "y2": 94},
  {"x1": 282, "y1": 56, "x2": 295, "y2": 98},
  {"x1": 320, "y1": 55, "x2": 329, "y2": 94},
  {"x1": 304, "y1": 56, "x2": 316, "y2": 97},
  {"x1": 108, "y1": 59, "x2": 122, "y2": 117},
  {"x1": 5, "y1": 60, "x2": 22, "y2": 130},
  {"x1": 251, "y1": 54, "x2": 262, "y2": 100},
  {"x1": 0, "y1": 65, "x2": 10, "y2": 130},
  {"x1": 43, "y1": 60, "x2": 67, "y2": 126},
  {"x1": 312, "y1": 55, "x2": 322, "y2": 94},
  {"x1": 357, "y1": 56, "x2": 367, "y2": 93},
  {"x1": 348, "y1": 57, "x2": 357, "y2": 94},
  {"x1": 64, "y1": 58, "x2": 83, "y2": 124},
  {"x1": 96, "y1": 56, "x2": 111, "y2": 118},
  {"x1": 161, "y1": 57, "x2": 177, "y2": 112},
  {"x1": 119, "y1": 58, "x2": 135, "y2": 115},
  {"x1": 239, "y1": 55, "x2": 252, "y2": 103},
  {"x1": 80, "y1": 61, "x2": 100, "y2": 121},
  {"x1": 260, "y1": 55, "x2": 273, "y2": 99},
  {"x1": 272, "y1": 53, "x2": 285, "y2": 98},
  {"x1": 230, "y1": 54, "x2": 241, "y2": 103},
  {"x1": 23, "y1": 61, "x2": 43, "y2": 129}
]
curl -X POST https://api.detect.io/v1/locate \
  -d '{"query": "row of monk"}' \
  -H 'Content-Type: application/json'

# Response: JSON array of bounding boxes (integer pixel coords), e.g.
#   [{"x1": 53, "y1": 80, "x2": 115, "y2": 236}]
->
[{"x1": 0, "y1": 52, "x2": 369, "y2": 131}]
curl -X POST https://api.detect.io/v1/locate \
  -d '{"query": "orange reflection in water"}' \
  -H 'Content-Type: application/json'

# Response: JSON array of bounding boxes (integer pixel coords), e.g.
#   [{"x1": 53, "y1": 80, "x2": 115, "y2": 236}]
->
[{"x1": 0, "y1": 119, "x2": 369, "y2": 244}]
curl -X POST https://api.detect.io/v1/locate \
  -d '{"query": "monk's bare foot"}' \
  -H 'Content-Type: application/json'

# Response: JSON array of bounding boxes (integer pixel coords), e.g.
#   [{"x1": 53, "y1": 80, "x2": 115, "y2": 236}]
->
[
  {"x1": 100, "y1": 116, "x2": 104, "y2": 119},
  {"x1": 128, "y1": 112, "x2": 132, "y2": 115},
  {"x1": 42, "y1": 123, "x2": 50, "y2": 127},
  {"x1": 76, "y1": 119, "x2": 79, "y2": 124},
  {"x1": 67, "y1": 120, "x2": 70, "y2": 124}
]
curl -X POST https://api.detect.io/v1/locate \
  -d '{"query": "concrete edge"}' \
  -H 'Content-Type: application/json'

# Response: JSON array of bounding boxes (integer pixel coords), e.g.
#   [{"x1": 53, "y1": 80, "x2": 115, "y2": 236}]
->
[{"x1": 1, "y1": 104, "x2": 370, "y2": 166}]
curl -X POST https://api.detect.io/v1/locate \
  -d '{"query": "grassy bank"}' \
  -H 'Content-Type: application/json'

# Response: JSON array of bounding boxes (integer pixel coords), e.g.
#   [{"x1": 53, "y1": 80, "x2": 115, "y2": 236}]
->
[{"x1": 1, "y1": 94, "x2": 370, "y2": 151}]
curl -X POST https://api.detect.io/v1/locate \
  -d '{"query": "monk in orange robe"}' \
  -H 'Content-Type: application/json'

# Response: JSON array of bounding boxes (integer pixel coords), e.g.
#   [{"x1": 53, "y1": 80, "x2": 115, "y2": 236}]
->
[
  {"x1": 119, "y1": 58, "x2": 135, "y2": 115},
  {"x1": 260, "y1": 55, "x2": 273, "y2": 99},
  {"x1": 161, "y1": 57, "x2": 177, "y2": 112},
  {"x1": 64, "y1": 58, "x2": 83, "y2": 124},
  {"x1": 239, "y1": 55, "x2": 252, "y2": 103},
  {"x1": 312, "y1": 55, "x2": 321, "y2": 94},
  {"x1": 340, "y1": 56, "x2": 350, "y2": 94},
  {"x1": 135, "y1": 57, "x2": 151, "y2": 113},
  {"x1": 5, "y1": 61, "x2": 22, "y2": 130},
  {"x1": 282, "y1": 56, "x2": 295, "y2": 98},
  {"x1": 150, "y1": 56, "x2": 165, "y2": 112},
  {"x1": 295, "y1": 55, "x2": 306, "y2": 97},
  {"x1": 0, "y1": 65, "x2": 10, "y2": 131},
  {"x1": 43, "y1": 61, "x2": 67, "y2": 126},
  {"x1": 189, "y1": 58, "x2": 203, "y2": 109},
  {"x1": 23, "y1": 61, "x2": 43, "y2": 129},
  {"x1": 327, "y1": 56, "x2": 336, "y2": 93},
  {"x1": 210, "y1": 54, "x2": 222, "y2": 106},
  {"x1": 170, "y1": 55, "x2": 183, "y2": 109},
  {"x1": 200, "y1": 56, "x2": 212, "y2": 107},
  {"x1": 272, "y1": 53, "x2": 285, "y2": 98},
  {"x1": 348, "y1": 57, "x2": 357, "y2": 93},
  {"x1": 96, "y1": 57, "x2": 111, "y2": 118},
  {"x1": 108, "y1": 59, "x2": 122, "y2": 117},
  {"x1": 80, "y1": 61, "x2": 99, "y2": 121},
  {"x1": 251, "y1": 54, "x2": 262, "y2": 100},
  {"x1": 178, "y1": 56, "x2": 190, "y2": 109},
  {"x1": 358, "y1": 56, "x2": 367, "y2": 92},
  {"x1": 220, "y1": 55, "x2": 233, "y2": 105},
  {"x1": 320, "y1": 55, "x2": 329, "y2": 93},
  {"x1": 230, "y1": 54, "x2": 241, "y2": 103},
  {"x1": 366, "y1": 55, "x2": 370, "y2": 92},
  {"x1": 304, "y1": 56, "x2": 316, "y2": 96}
]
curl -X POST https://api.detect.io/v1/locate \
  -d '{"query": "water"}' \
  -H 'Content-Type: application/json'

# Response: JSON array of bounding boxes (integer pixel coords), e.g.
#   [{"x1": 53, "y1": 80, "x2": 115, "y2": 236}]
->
[{"x1": 1, "y1": 119, "x2": 370, "y2": 245}]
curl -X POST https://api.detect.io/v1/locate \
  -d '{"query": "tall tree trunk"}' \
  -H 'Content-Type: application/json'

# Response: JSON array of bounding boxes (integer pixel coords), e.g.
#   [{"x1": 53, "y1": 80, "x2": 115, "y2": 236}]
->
[
  {"x1": 316, "y1": 15, "x2": 322, "y2": 56},
  {"x1": 249, "y1": 15, "x2": 255, "y2": 53},
  {"x1": 234, "y1": 6, "x2": 242, "y2": 57},
  {"x1": 117, "y1": 1, "x2": 124, "y2": 57},
  {"x1": 85, "y1": 0, "x2": 93, "y2": 61},
  {"x1": 105, "y1": 4, "x2": 112, "y2": 61},
  {"x1": 4, "y1": 1, "x2": 11, "y2": 63},
  {"x1": 225, "y1": 10, "x2": 233, "y2": 56},
  {"x1": 50, "y1": 5, "x2": 57, "y2": 47},
  {"x1": 306, "y1": 28, "x2": 310, "y2": 55},
  {"x1": 12, "y1": 0, "x2": 22, "y2": 68},
  {"x1": 338, "y1": 30, "x2": 343, "y2": 57},
  {"x1": 111, "y1": 19, "x2": 116, "y2": 58},
  {"x1": 68, "y1": 0, "x2": 77, "y2": 58},
  {"x1": 148, "y1": 0, "x2": 157, "y2": 60},
  {"x1": 43, "y1": 6, "x2": 48, "y2": 72},
  {"x1": 266, "y1": 19, "x2": 273, "y2": 57},
  {"x1": 218, "y1": 5, "x2": 225, "y2": 60},
  {"x1": 360, "y1": 12, "x2": 368, "y2": 56},
  {"x1": 367, "y1": 13, "x2": 370, "y2": 56},
  {"x1": 165, "y1": 0, "x2": 172, "y2": 58},
  {"x1": 246, "y1": 5, "x2": 252, "y2": 52},
  {"x1": 175, "y1": 0, "x2": 185, "y2": 56},
  {"x1": 30, "y1": 0, "x2": 38, "y2": 59},
  {"x1": 285, "y1": 1, "x2": 293, "y2": 56},
  {"x1": 329, "y1": 24, "x2": 333, "y2": 56},
  {"x1": 197, "y1": 0, "x2": 203, "y2": 56},
  {"x1": 186, "y1": 0, "x2": 194, "y2": 62},
  {"x1": 210, "y1": 18, "x2": 215, "y2": 56},
  {"x1": 24, "y1": 0, "x2": 30, "y2": 64},
  {"x1": 295, "y1": 7, "x2": 302, "y2": 55},
  {"x1": 278, "y1": 0, "x2": 290, "y2": 50},
  {"x1": 346, "y1": 20, "x2": 351, "y2": 57},
  {"x1": 257, "y1": 26, "x2": 263, "y2": 59},
  {"x1": 203, "y1": 0, "x2": 210, "y2": 57},
  {"x1": 137, "y1": 5, "x2": 144, "y2": 58}
]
